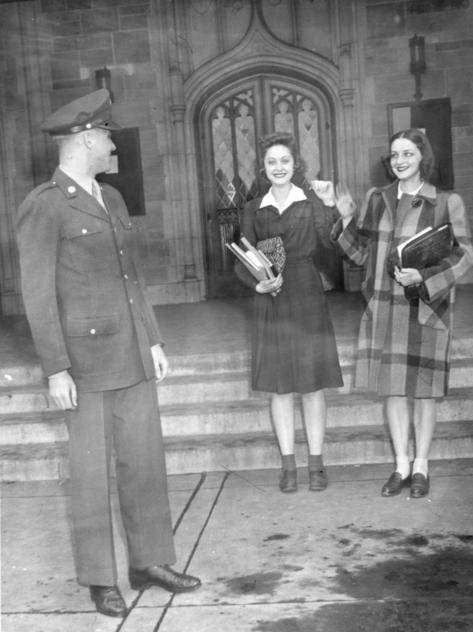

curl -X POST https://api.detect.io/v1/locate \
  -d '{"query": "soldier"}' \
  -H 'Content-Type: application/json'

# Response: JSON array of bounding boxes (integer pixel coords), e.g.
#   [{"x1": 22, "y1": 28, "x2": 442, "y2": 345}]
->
[{"x1": 16, "y1": 89, "x2": 201, "y2": 618}]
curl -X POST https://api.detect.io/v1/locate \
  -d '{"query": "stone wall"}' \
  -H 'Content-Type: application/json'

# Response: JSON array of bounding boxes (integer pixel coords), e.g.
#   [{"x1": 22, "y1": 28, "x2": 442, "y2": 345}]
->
[
  {"x1": 1, "y1": 0, "x2": 472, "y2": 314},
  {"x1": 364, "y1": 1, "x2": 473, "y2": 204}
]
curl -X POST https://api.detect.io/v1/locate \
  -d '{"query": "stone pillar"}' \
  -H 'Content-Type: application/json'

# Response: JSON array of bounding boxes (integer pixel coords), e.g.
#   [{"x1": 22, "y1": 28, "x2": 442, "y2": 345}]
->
[
  {"x1": 334, "y1": 0, "x2": 367, "y2": 203},
  {"x1": 0, "y1": 2, "x2": 53, "y2": 314},
  {"x1": 160, "y1": 0, "x2": 201, "y2": 298}
]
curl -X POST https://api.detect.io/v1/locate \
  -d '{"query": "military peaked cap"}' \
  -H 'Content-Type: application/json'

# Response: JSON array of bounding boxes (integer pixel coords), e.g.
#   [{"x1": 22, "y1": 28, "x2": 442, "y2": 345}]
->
[{"x1": 41, "y1": 89, "x2": 120, "y2": 135}]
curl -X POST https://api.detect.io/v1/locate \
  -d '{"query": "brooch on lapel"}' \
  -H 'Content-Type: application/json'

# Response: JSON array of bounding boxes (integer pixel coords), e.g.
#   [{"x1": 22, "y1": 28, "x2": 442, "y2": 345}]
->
[{"x1": 411, "y1": 197, "x2": 423, "y2": 208}]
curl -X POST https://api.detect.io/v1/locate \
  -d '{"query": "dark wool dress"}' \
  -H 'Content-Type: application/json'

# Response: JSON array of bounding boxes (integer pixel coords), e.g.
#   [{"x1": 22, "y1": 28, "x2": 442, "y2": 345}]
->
[{"x1": 237, "y1": 195, "x2": 343, "y2": 394}]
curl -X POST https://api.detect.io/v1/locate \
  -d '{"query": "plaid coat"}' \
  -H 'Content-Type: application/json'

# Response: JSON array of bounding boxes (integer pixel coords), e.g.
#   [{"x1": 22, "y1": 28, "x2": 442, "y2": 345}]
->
[{"x1": 332, "y1": 181, "x2": 473, "y2": 397}]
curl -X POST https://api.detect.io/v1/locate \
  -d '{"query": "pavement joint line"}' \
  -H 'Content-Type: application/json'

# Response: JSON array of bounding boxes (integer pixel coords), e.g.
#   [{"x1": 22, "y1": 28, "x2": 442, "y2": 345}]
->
[
  {"x1": 153, "y1": 470, "x2": 231, "y2": 632},
  {"x1": 116, "y1": 471, "x2": 208, "y2": 631},
  {"x1": 218, "y1": 464, "x2": 268, "y2": 492}
]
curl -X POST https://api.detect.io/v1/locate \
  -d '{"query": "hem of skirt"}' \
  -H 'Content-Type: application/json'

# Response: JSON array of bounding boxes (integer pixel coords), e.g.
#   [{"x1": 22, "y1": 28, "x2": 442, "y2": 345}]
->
[{"x1": 252, "y1": 380, "x2": 344, "y2": 395}]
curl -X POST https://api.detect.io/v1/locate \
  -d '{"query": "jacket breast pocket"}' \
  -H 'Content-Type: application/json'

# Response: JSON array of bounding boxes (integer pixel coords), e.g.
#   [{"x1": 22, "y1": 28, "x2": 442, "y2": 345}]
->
[{"x1": 62, "y1": 221, "x2": 113, "y2": 270}]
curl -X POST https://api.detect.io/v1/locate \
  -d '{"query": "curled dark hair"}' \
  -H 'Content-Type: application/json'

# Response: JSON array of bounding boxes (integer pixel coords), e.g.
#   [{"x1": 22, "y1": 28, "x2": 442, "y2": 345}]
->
[
  {"x1": 258, "y1": 132, "x2": 307, "y2": 182},
  {"x1": 388, "y1": 128, "x2": 435, "y2": 180}
]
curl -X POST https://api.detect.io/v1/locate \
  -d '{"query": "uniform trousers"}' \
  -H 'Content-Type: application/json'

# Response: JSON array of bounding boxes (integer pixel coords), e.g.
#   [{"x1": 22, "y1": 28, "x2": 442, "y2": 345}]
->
[{"x1": 66, "y1": 378, "x2": 176, "y2": 586}]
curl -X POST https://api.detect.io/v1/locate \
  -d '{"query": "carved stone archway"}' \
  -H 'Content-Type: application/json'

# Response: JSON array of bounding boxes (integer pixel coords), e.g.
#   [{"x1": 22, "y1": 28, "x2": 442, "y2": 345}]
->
[{"x1": 178, "y1": 4, "x2": 362, "y2": 298}]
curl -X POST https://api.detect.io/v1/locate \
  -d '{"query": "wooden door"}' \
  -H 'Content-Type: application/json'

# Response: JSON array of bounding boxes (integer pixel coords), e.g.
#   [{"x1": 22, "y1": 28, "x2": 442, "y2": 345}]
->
[{"x1": 198, "y1": 73, "x2": 336, "y2": 297}]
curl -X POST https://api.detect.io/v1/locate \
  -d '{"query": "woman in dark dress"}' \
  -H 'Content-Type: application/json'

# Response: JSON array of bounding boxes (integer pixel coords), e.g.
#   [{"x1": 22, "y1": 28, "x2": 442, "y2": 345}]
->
[{"x1": 235, "y1": 132, "x2": 343, "y2": 493}]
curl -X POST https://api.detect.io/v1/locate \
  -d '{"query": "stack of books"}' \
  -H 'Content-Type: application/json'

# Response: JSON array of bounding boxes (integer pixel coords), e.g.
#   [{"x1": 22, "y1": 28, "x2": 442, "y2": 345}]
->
[{"x1": 226, "y1": 235, "x2": 276, "y2": 281}]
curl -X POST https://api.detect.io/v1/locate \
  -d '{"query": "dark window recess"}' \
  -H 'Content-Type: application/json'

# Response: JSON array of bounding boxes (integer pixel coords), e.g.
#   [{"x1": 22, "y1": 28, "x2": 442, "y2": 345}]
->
[
  {"x1": 387, "y1": 98, "x2": 454, "y2": 190},
  {"x1": 97, "y1": 127, "x2": 146, "y2": 215}
]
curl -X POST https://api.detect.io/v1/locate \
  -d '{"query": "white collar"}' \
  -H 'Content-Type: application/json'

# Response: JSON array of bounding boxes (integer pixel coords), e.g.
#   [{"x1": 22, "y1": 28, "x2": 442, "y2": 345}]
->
[
  {"x1": 397, "y1": 180, "x2": 424, "y2": 200},
  {"x1": 260, "y1": 184, "x2": 307, "y2": 213}
]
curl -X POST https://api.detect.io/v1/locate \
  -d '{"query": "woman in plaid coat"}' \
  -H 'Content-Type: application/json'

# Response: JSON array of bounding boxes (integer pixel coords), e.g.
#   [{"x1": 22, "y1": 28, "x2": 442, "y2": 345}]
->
[{"x1": 314, "y1": 128, "x2": 473, "y2": 499}]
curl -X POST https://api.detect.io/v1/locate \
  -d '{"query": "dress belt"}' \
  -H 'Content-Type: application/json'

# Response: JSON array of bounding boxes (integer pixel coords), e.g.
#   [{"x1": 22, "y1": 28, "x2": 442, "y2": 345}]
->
[{"x1": 284, "y1": 257, "x2": 313, "y2": 266}]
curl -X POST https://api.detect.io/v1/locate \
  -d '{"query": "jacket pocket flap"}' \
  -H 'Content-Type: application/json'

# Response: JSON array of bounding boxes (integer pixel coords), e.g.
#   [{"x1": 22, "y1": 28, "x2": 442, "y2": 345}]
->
[
  {"x1": 63, "y1": 223, "x2": 106, "y2": 239},
  {"x1": 66, "y1": 315, "x2": 119, "y2": 337}
]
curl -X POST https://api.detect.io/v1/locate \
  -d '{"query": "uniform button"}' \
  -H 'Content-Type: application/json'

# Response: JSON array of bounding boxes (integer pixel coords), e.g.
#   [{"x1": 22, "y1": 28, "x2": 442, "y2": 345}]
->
[
  {"x1": 82, "y1": 229, "x2": 88, "y2": 234},
  {"x1": 119, "y1": 250, "x2": 124, "y2": 255},
  {"x1": 90, "y1": 328, "x2": 96, "y2": 334},
  {"x1": 129, "y1": 298, "x2": 133, "y2": 304},
  {"x1": 123, "y1": 274, "x2": 128, "y2": 279},
  {"x1": 67, "y1": 186, "x2": 76, "y2": 194}
]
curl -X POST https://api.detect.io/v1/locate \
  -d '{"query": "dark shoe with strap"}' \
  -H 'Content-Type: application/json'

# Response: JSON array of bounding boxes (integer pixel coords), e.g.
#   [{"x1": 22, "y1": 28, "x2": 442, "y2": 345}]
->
[
  {"x1": 381, "y1": 472, "x2": 410, "y2": 497},
  {"x1": 129, "y1": 565, "x2": 201, "y2": 593},
  {"x1": 89, "y1": 585, "x2": 127, "y2": 618},
  {"x1": 309, "y1": 468, "x2": 328, "y2": 492},
  {"x1": 410, "y1": 473, "x2": 430, "y2": 499},
  {"x1": 279, "y1": 469, "x2": 297, "y2": 493}
]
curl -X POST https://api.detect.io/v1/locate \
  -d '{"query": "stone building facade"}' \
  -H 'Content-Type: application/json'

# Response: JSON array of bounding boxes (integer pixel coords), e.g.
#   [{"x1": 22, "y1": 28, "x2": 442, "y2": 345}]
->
[{"x1": 1, "y1": 0, "x2": 472, "y2": 314}]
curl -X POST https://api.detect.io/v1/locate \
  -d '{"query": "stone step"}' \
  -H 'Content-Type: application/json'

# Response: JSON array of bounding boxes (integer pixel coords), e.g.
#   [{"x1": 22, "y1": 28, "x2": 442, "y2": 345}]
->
[
  {"x1": 1, "y1": 387, "x2": 473, "y2": 445},
  {"x1": 2, "y1": 420, "x2": 473, "y2": 481},
  {"x1": 2, "y1": 333, "x2": 472, "y2": 387},
  {"x1": 1, "y1": 358, "x2": 472, "y2": 414},
  {"x1": 163, "y1": 420, "x2": 473, "y2": 474}
]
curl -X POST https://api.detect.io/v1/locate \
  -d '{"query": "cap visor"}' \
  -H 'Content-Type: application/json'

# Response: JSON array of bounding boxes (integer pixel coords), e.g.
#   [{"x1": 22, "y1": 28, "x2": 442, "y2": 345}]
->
[{"x1": 97, "y1": 120, "x2": 121, "y2": 131}]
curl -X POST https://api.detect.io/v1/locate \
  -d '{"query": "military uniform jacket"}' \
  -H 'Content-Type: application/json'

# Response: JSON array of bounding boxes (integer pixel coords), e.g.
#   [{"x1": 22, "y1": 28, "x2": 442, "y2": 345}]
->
[{"x1": 16, "y1": 168, "x2": 162, "y2": 392}]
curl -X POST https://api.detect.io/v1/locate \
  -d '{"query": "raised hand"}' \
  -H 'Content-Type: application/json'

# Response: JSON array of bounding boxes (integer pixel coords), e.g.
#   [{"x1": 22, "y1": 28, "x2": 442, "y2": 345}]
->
[
  {"x1": 334, "y1": 183, "x2": 356, "y2": 220},
  {"x1": 311, "y1": 180, "x2": 336, "y2": 207}
]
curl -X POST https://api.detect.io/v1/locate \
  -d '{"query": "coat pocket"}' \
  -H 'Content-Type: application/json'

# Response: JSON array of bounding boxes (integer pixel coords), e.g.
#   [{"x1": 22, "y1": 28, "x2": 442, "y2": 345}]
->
[
  {"x1": 65, "y1": 314, "x2": 119, "y2": 337},
  {"x1": 418, "y1": 300, "x2": 449, "y2": 331}
]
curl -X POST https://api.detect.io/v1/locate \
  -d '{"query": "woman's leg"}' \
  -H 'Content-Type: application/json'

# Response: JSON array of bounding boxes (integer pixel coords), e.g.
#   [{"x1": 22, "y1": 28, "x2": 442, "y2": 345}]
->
[
  {"x1": 381, "y1": 396, "x2": 411, "y2": 497},
  {"x1": 270, "y1": 392, "x2": 295, "y2": 455},
  {"x1": 301, "y1": 389, "x2": 326, "y2": 455},
  {"x1": 412, "y1": 398, "x2": 436, "y2": 475},
  {"x1": 271, "y1": 393, "x2": 297, "y2": 492},
  {"x1": 301, "y1": 389, "x2": 328, "y2": 491},
  {"x1": 386, "y1": 395, "x2": 411, "y2": 476},
  {"x1": 409, "y1": 397, "x2": 436, "y2": 498}
]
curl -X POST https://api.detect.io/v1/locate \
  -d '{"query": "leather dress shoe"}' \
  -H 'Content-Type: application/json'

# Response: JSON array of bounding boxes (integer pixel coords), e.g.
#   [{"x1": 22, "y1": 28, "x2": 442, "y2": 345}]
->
[
  {"x1": 381, "y1": 472, "x2": 410, "y2": 497},
  {"x1": 309, "y1": 468, "x2": 328, "y2": 492},
  {"x1": 89, "y1": 585, "x2": 127, "y2": 618},
  {"x1": 410, "y1": 473, "x2": 430, "y2": 498},
  {"x1": 279, "y1": 469, "x2": 297, "y2": 493},
  {"x1": 129, "y1": 565, "x2": 201, "y2": 592}
]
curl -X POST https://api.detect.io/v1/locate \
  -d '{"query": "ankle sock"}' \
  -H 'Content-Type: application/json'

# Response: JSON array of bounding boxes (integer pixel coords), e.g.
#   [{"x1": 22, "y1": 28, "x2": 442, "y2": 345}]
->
[
  {"x1": 413, "y1": 458, "x2": 428, "y2": 477},
  {"x1": 308, "y1": 454, "x2": 324, "y2": 472},
  {"x1": 395, "y1": 455, "x2": 411, "y2": 479},
  {"x1": 282, "y1": 454, "x2": 296, "y2": 471}
]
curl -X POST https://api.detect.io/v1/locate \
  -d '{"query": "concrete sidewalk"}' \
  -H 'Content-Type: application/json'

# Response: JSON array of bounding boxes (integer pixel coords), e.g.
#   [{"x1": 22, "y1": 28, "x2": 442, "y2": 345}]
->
[{"x1": 3, "y1": 459, "x2": 473, "y2": 631}]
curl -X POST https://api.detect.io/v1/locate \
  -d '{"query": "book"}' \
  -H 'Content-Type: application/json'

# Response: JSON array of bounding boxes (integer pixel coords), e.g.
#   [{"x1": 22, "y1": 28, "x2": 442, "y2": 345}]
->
[
  {"x1": 226, "y1": 236, "x2": 277, "y2": 282},
  {"x1": 397, "y1": 223, "x2": 454, "y2": 269},
  {"x1": 256, "y1": 236, "x2": 286, "y2": 272}
]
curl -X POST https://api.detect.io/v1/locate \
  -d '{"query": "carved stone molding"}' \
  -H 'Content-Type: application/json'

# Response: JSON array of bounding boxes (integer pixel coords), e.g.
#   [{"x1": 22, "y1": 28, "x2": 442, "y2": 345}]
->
[{"x1": 339, "y1": 87, "x2": 355, "y2": 107}]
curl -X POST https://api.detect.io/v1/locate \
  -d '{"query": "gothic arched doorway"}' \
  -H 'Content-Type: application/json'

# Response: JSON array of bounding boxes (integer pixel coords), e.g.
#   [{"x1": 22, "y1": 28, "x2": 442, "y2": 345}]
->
[{"x1": 197, "y1": 72, "x2": 337, "y2": 298}]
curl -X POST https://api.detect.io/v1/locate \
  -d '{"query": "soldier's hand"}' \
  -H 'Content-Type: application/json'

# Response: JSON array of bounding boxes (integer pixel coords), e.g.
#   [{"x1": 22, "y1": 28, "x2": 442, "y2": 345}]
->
[
  {"x1": 48, "y1": 370, "x2": 77, "y2": 410},
  {"x1": 151, "y1": 344, "x2": 169, "y2": 383}
]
